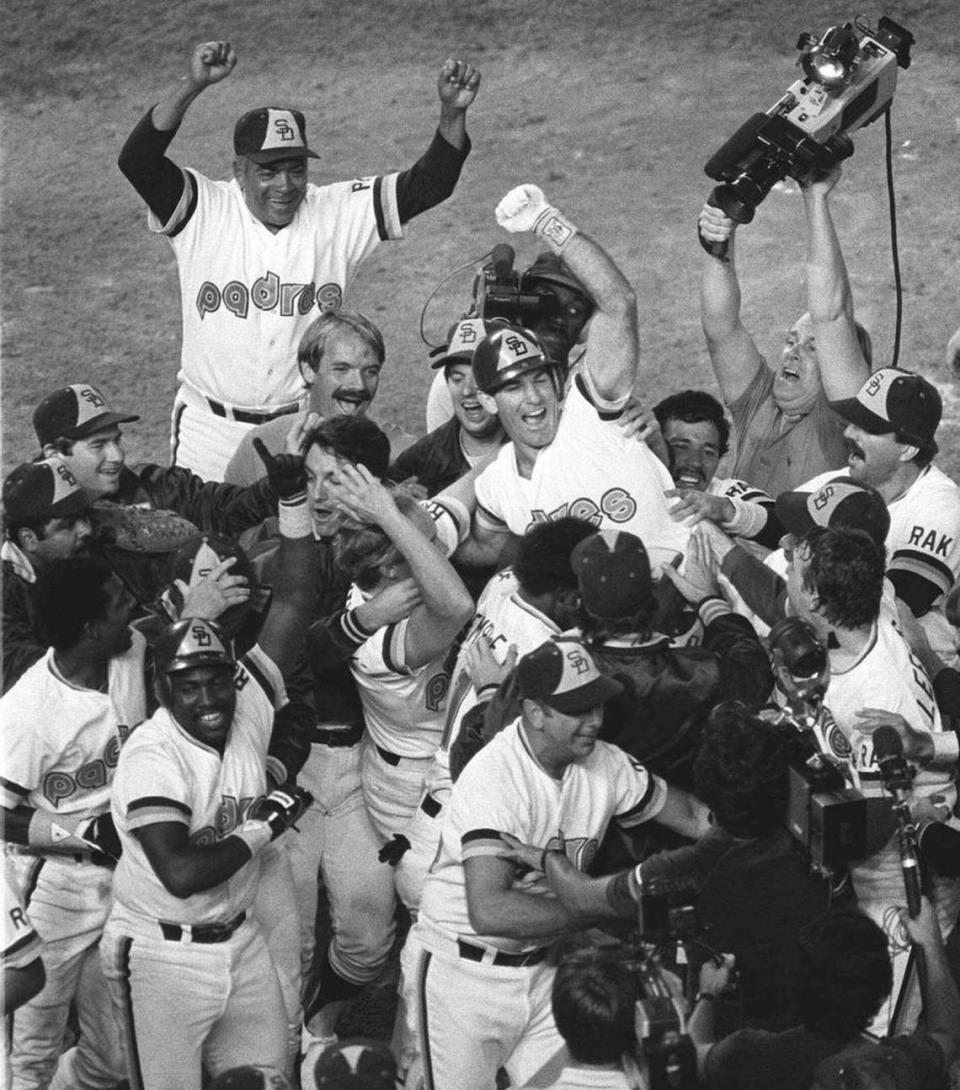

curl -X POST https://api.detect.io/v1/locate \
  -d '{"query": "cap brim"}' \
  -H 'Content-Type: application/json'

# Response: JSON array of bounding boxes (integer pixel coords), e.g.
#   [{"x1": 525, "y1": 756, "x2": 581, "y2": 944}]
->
[
  {"x1": 775, "y1": 490, "x2": 817, "y2": 536},
  {"x1": 828, "y1": 397, "x2": 893, "y2": 434},
  {"x1": 69, "y1": 411, "x2": 140, "y2": 439},
  {"x1": 243, "y1": 148, "x2": 319, "y2": 164},
  {"x1": 545, "y1": 673, "x2": 623, "y2": 715},
  {"x1": 48, "y1": 490, "x2": 92, "y2": 519},
  {"x1": 430, "y1": 350, "x2": 472, "y2": 370}
]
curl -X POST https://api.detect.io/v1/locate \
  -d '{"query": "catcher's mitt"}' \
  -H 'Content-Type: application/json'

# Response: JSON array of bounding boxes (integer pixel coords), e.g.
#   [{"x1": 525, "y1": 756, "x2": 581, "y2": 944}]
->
[{"x1": 90, "y1": 503, "x2": 200, "y2": 554}]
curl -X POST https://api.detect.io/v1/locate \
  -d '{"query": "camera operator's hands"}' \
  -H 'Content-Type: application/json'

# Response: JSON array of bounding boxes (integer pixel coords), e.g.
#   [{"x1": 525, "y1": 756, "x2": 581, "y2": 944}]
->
[
  {"x1": 495, "y1": 185, "x2": 551, "y2": 234},
  {"x1": 855, "y1": 708, "x2": 935, "y2": 767},
  {"x1": 698, "y1": 953, "x2": 736, "y2": 998},
  {"x1": 799, "y1": 162, "x2": 842, "y2": 198},
  {"x1": 698, "y1": 202, "x2": 736, "y2": 247},
  {"x1": 899, "y1": 896, "x2": 943, "y2": 950}
]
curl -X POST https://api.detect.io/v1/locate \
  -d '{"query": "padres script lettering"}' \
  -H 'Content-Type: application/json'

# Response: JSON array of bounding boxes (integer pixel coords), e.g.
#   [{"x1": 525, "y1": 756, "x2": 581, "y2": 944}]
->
[
  {"x1": 195, "y1": 274, "x2": 343, "y2": 320},
  {"x1": 527, "y1": 486, "x2": 638, "y2": 531},
  {"x1": 42, "y1": 725, "x2": 133, "y2": 808},
  {"x1": 189, "y1": 794, "x2": 261, "y2": 846}
]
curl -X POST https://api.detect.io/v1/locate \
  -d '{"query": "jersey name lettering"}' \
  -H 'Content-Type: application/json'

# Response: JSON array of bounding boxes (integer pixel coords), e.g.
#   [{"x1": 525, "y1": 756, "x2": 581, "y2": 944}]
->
[
  {"x1": 907, "y1": 525, "x2": 954, "y2": 557},
  {"x1": 196, "y1": 276, "x2": 343, "y2": 320}
]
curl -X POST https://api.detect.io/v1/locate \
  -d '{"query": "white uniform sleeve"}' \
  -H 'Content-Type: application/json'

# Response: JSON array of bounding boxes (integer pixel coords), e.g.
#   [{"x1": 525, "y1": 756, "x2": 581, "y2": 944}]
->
[{"x1": 118, "y1": 737, "x2": 194, "y2": 832}]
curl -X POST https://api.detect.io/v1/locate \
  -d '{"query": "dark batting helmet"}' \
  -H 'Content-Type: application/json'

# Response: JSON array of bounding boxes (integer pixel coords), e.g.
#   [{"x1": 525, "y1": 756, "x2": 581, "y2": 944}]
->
[
  {"x1": 471, "y1": 323, "x2": 559, "y2": 395},
  {"x1": 153, "y1": 618, "x2": 236, "y2": 678}
]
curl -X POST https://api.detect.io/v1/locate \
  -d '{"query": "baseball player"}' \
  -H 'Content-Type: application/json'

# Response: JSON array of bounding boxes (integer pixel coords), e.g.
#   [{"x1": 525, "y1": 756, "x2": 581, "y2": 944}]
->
[
  {"x1": 100, "y1": 444, "x2": 316, "y2": 1090},
  {"x1": 330, "y1": 464, "x2": 473, "y2": 851},
  {"x1": 2, "y1": 458, "x2": 93, "y2": 691},
  {"x1": 449, "y1": 184, "x2": 688, "y2": 571},
  {"x1": 405, "y1": 636, "x2": 709, "y2": 1090},
  {"x1": 4, "y1": 862, "x2": 45, "y2": 1015},
  {"x1": 119, "y1": 40, "x2": 480, "y2": 480},
  {"x1": 803, "y1": 367, "x2": 960, "y2": 665},
  {"x1": 1, "y1": 556, "x2": 144, "y2": 1090}
]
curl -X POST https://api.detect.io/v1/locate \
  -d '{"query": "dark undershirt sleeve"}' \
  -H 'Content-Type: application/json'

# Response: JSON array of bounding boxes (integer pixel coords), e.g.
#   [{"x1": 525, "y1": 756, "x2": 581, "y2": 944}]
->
[
  {"x1": 117, "y1": 108, "x2": 193, "y2": 227},
  {"x1": 394, "y1": 130, "x2": 470, "y2": 224},
  {"x1": 887, "y1": 569, "x2": 941, "y2": 617}
]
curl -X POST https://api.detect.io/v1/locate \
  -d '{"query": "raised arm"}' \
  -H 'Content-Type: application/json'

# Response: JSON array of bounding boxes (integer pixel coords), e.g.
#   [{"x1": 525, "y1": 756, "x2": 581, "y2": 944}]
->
[
  {"x1": 329, "y1": 465, "x2": 473, "y2": 670},
  {"x1": 118, "y1": 41, "x2": 236, "y2": 224},
  {"x1": 698, "y1": 204, "x2": 765, "y2": 404},
  {"x1": 802, "y1": 166, "x2": 870, "y2": 399},
  {"x1": 495, "y1": 185, "x2": 637, "y2": 402}
]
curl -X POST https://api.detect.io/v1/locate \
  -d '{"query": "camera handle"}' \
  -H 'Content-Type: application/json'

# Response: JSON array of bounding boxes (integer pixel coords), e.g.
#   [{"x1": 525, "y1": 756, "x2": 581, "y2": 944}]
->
[{"x1": 698, "y1": 191, "x2": 756, "y2": 263}]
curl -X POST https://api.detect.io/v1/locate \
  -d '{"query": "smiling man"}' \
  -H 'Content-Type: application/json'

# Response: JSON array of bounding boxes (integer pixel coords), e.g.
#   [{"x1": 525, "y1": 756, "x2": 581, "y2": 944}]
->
[
  {"x1": 698, "y1": 167, "x2": 872, "y2": 495},
  {"x1": 119, "y1": 39, "x2": 480, "y2": 480}
]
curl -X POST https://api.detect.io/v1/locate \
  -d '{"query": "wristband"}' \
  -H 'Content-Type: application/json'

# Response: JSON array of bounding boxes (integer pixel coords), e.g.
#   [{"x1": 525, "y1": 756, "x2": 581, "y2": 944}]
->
[
  {"x1": 26, "y1": 810, "x2": 91, "y2": 852},
  {"x1": 533, "y1": 205, "x2": 578, "y2": 251},
  {"x1": 229, "y1": 819, "x2": 272, "y2": 858},
  {"x1": 719, "y1": 495, "x2": 767, "y2": 539},
  {"x1": 278, "y1": 493, "x2": 312, "y2": 539},
  {"x1": 694, "y1": 992, "x2": 718, "y2": 1006}
]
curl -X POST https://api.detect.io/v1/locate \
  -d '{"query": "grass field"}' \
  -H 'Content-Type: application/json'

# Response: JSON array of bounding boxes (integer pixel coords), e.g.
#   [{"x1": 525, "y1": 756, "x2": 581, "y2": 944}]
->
[{"x1": 3, "y1": 0, "x2": 959, "y2": 478}]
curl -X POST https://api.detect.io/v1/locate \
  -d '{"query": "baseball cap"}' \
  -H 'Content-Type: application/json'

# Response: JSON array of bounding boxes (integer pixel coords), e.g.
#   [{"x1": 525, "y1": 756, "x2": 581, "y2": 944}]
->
[
  {"x1": 570, "y1": 530, "x2": 654, "y2": 621},
  {"x1": 234, "y1": 107, "x2": 319, "y2": 163},
  {"x1": 33, "y1": 384, "x2": 139, "y2": 448},
  {"x1": 312, "y1": 1037, "x2": 397, "y2": 1090},
  {"x1": 2, "y1": 459, "x2": 90, "y2": 524},
  {"x1": 812, "y1": 1041, "x2": 919, "y2": 1090},
  {"x1": 775, "y1": 476, "x2": 890, "y2": 549},
  {"x1": 517, "y1": 636, "x2": 622, "y2": 715},
  {"x1": 829, "y1": 367, "x2": 941, "y2": 448},
  {"x1": 522, "y1": 251, "x2": 591, "y2": 302},
  {"x1": 430, "y1": 318, "x2": 491, "y2": 370}
]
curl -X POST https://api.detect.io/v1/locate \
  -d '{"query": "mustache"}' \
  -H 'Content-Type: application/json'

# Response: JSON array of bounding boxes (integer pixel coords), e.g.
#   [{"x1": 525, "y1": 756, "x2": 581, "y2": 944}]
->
[{"x1": 845, "y1": 437, "x2": 866, "y2": 459}]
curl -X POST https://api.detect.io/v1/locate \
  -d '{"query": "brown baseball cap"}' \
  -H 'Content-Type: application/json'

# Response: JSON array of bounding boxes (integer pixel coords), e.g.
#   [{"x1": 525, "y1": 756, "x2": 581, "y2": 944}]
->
[
  {"x1": 830, "y1": 367, "x2": 941, "y2": 449},
  {"x1": 33, "y1": 384, "x2": 139, "y2": 448},
  {"x1": 775, "y1": 476, "x2": 890, "y2": 549},
  {"x1": 234, "y1": 107, "x2": 319, "y2": 164}
]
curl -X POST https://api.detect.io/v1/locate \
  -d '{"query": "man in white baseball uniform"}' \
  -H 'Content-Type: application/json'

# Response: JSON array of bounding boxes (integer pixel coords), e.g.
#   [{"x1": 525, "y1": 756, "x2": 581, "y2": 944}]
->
[
  {"x1": 100, "y1": 445, "x2": 316, "y2": 1090},
  {"x1": 406, "y1": 635, "x2": 710, "y2": 1090},
  {"x1": 330, "y1": 464, "x2": 473, "y2": 854},
  {"x1": 782, "y1": 524, "x2": 960, "y2": 1032},
  {"x1": 1, "y1": 556, "x2": 144, "y2": 1090},
  {"x1": 119, "y1": 40, "x2": 480, "y2": 480},
  {"x1": 451, "y1": 184, "x2": 687, "y2": 570}
]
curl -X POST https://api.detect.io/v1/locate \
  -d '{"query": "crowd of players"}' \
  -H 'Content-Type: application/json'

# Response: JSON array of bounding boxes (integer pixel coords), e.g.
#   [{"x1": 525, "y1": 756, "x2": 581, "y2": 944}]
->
[{"x1": 4, "y1": 37, "x2": 960, "y2": 1090}]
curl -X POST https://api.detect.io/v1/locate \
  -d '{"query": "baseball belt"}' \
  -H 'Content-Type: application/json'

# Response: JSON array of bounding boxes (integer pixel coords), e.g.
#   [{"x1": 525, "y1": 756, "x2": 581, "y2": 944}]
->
[
  {"x1": 456, "y1": 939, "x2": 549, "y2": 968},
  {"x1": 206, "y1": 398, "x2": 300, "y2": 426},
  {"x1": 159, "y1": 911, "x2": 246, "y2": 944},
  {"x1": 313, "y1": 722, "x2": 364, "y2": 747}
]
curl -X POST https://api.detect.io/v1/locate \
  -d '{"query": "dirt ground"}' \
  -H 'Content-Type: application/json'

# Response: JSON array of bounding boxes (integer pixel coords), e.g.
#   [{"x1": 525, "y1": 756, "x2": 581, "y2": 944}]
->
[
  {"x1": 2, "y1": 0, "x2": 959, "y2": 1050},
  {"x1": 3, "y1": 0, "x2": 959, "y2": 476}
]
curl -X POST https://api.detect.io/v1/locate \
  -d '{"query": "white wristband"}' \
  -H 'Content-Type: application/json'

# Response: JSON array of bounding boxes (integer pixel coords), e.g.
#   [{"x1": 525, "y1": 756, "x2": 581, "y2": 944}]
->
[
  {"x1": 278, "y1": 493, "x2": 312, "y2": 539},
  {"x1": 720, "y1": 496, "x2": 767, "y2": 540},
  {"x1": 532, "y1": 206, "x2": 578, "y2": 251},
  {"x1": 229, "y1": 820, "x2": 272, "y2": 857}
]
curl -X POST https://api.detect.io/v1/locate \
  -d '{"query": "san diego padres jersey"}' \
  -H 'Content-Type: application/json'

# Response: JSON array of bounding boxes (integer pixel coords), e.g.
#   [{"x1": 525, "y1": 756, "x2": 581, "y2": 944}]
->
[
  {"x1": 418, "y1": 719, "x2": 667, "y2": 954},
  {"x1": 474, "y1": 372, "x2": 688, "y2": 559},
  {"x1": 153, "y1": 169, "x2": 403, "y2": 409},
  {"x1": 801, "y1": 465, "x2": 960, "y2": 663},
  {"x1": 110, "y1": 644, "x2": 285, "y2": 925},
  {"x1": 346, "y1": 584, "x2": 452, "y2": 759},
  {"x1": 0, "y1": 633, "x2": 148, "y2": 824}
]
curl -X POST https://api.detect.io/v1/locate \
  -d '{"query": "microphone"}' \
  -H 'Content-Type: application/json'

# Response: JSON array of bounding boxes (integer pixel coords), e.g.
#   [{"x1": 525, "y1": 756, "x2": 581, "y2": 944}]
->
[
  {"x1": 872, "y1": 726, "x2": 922, "y2": 917},
  {"x1": 490, "y1": 243, "x2": 515, "y2": 281}
]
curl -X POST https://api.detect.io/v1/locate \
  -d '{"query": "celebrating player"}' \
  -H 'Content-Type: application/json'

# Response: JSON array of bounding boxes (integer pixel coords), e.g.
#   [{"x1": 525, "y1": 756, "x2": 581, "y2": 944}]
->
[
  {"x1": 99, "y1": 443, "x2": 317, "y2": 1090},
  {"x1": 404, "y1": 636, "x2": 709, "y2": 1090},
  {"x1": 119, "y1": 39, "x2": 480, "y2": 480},
  {"x1": 447, "y1": 183, "x2": 687, "y2": 569},
  {"x1": 1, "y1": 556, "x2": 144, "y2": 1090}
]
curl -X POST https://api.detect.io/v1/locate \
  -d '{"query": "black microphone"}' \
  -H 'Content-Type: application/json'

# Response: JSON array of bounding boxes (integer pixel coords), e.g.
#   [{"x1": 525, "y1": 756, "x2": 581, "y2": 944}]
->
[
  {"x1": 491, "y1": 243, "x2": 515, "y2": 281},
  {"x1": 873, "y1": 726, "x2": 922, "y2": 917}
]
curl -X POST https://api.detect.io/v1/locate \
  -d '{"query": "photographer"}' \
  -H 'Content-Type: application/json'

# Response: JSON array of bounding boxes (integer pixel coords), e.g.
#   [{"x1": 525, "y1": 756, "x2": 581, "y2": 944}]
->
[
  {"x1": 699, "y1": 167, "x2": 871, "y2": 496},
  {"x1": 502, "y1": 702, "x2": 834, "y2": 1035},
  {"x1": 694, "y1": 899, "x2": 960, "y2": 1090}
]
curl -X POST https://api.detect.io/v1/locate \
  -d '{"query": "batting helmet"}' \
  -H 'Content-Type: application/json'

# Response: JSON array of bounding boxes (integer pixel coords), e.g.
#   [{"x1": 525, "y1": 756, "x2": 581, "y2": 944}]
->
[
  {"x1": 153, "y1": 618, "x2": 236, "y2": 678},
  {"x1": 471, "y1": 323, "x2": 559, "y2": 395},
  {"x1": 161, "y1": 533, "x2": 259, "y2": 635}
]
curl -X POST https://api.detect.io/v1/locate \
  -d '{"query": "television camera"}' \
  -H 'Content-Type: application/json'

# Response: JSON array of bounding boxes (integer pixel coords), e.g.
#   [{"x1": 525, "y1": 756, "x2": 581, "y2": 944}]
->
[{"x1": 701, "y1": 15, "x2": 914, "y2": 257}]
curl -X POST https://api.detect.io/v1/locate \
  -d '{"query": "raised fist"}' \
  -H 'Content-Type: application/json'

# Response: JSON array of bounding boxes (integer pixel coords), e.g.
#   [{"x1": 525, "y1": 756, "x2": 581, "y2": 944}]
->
[
  {"x1": 189, "y1": 41, "x2": 237, "y2": 88},
  {"x1": 495, "y1": 184, "x2": 550, "y2": 234}
]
